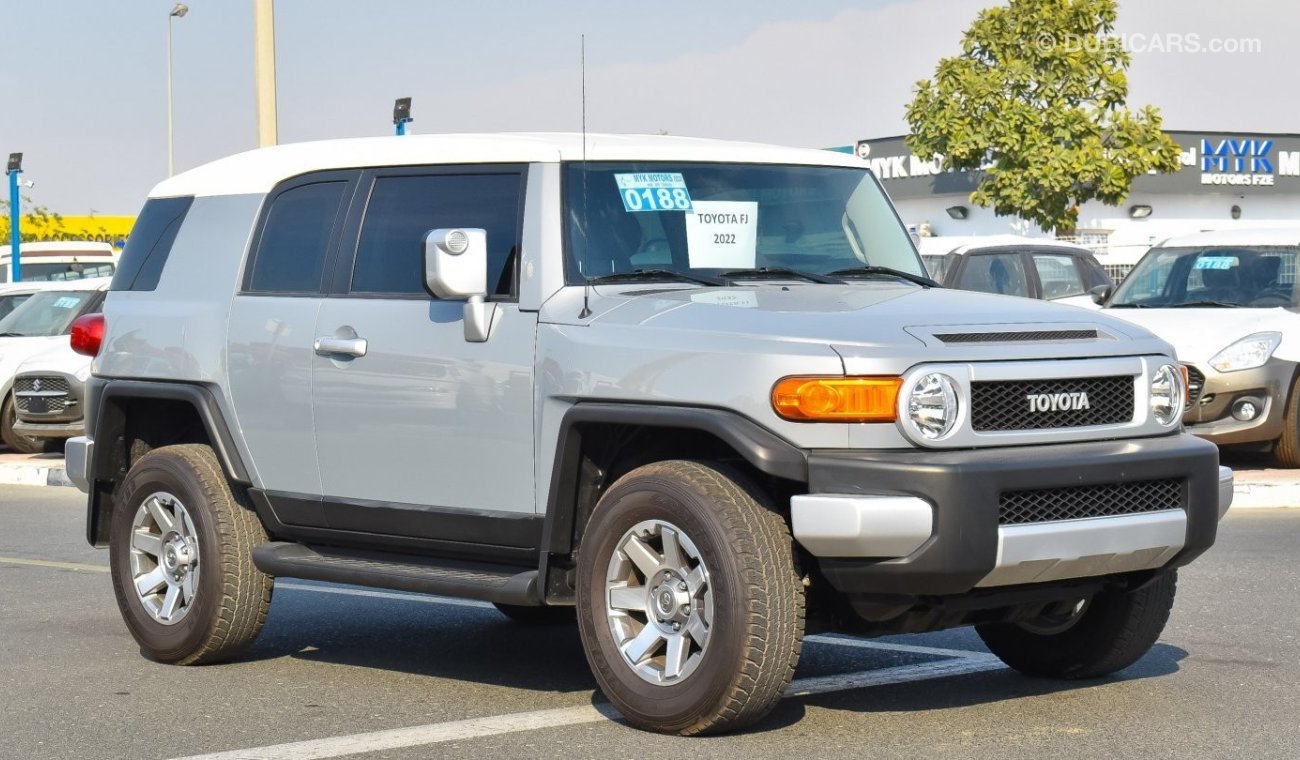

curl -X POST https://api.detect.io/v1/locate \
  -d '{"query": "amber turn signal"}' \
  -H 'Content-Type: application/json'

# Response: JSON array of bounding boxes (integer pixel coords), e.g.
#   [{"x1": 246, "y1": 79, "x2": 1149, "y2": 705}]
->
[{"x1": 771, "y1": 376, "x2": 903, "y2": 422}]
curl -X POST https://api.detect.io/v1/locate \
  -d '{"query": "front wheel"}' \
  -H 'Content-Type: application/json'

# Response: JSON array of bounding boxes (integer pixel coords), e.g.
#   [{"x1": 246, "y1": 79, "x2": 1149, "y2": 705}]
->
[
  {"x1": 575, "y1": 460, "x2": 804, "y2": 736},
  {"x1": 975, "y1": 571, "x2": 1177, "y2": 679},
  {"x1": 1, "y1": 394, "x2": 43, "y2": 454},
  {"x1": 109, "y1": 444, "x2": 273, "y2": 665}
]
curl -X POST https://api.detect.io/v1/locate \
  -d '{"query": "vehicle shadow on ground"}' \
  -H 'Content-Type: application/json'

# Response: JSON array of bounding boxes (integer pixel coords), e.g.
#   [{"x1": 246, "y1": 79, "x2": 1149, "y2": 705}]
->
[
  {"x1": 753, "y1": 642, "x2": 1189, "y2": 733},
  {"x1": 244, "y1": 589, "x2": 598, "y2": 693}
]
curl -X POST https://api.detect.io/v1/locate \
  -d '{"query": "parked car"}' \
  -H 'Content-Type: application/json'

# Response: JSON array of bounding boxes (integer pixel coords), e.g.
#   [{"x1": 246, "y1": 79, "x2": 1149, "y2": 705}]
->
[
  {"x1": 1104, "y1": 228, "x2": 1300, "y2": 465},
  {"x1": 0, "y1": 278, "x2": 109, "y2": 452},
  {"x1": 918, "y1": 235, "x2": 1114, "y2": 308},
  {"x1": 11, "y1": 342, "x2": 91, "y2": 449},
  {"x1": 67, "y1": 133, "x2": 1227, "y2": 736}
]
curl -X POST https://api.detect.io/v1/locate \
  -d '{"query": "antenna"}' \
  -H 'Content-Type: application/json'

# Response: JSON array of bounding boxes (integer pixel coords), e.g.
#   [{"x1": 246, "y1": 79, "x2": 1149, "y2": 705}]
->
[{"x1": 578, "y1": 33, "x2": 593, "y2": 319}]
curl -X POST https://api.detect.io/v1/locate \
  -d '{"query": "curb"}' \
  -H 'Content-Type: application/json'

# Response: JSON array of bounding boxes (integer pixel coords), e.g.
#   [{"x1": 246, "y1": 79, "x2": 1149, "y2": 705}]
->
[{"x1": 0, "y1": 461, "x2": 74, "y2": 488}]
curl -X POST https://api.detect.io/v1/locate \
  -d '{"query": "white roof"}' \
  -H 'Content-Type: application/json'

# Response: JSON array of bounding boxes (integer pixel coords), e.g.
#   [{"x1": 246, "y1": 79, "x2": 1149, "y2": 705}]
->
[
  {"x1": 1154, "y1": 227, "x2": 1300, "y2": 248},
  {"x1": 916, "y1": 235, "x2": 1089, "y2": 256},
  {"x1": 9, "y1": 277, "x2": 112, "y2": 292},
  {"x1": 150, "y1": 133, "x2": 867, "y2": 199}
]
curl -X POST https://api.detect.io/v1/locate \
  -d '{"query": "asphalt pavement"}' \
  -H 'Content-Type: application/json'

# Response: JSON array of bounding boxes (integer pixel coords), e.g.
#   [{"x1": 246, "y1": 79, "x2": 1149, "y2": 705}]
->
[{"x1": 1, "y1": 484, "x2": 1296, "y2": 759}]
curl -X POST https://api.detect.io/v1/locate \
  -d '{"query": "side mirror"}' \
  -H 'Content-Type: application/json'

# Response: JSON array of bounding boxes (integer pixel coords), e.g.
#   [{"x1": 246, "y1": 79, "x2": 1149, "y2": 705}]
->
[
  {"x1": 423, "y1": 228, "x2": 497, "y2": 343},
  {"x1": 1089, "y1": 283, "x2": 1115, "y2": 305}
]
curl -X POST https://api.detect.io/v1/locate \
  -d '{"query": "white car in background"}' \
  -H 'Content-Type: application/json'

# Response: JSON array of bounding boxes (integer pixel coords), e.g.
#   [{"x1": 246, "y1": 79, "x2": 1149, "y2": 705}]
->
[
  {"x1": 1104, "y1": 228, "x2": 1300, "y2": 465},
  {"x1": 0, "y1": 278, "x2": 109, "y2": 453},
  {"x1": 11, "y1": 343, "x2": 91, "y2": 449},
  {"x1": 916, "y1": 235, "x2": 1115, "y2": 309}
]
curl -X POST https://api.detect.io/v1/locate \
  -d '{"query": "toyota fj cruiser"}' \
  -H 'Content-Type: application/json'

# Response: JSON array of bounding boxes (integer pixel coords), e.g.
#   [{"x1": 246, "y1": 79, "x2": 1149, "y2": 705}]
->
[{"x1": 67, "y1": 133, "x2": 1232, "y2": 735}]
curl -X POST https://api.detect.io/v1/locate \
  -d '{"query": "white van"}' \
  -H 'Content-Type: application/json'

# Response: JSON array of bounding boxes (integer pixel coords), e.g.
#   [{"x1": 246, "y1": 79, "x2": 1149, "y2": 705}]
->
[{"x1": 0, "y1": 241, "x2": 119, "y2": 283}]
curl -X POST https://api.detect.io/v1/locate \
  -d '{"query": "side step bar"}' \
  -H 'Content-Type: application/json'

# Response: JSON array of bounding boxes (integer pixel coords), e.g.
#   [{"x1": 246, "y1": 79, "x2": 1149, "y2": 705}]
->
[{"x1": 252, "y1": 542, "x2": 540, "y2": 606}]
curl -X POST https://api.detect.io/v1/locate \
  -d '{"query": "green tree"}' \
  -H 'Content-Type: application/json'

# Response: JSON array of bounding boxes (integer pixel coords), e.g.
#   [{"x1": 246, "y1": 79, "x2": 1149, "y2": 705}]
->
[
  {"x1": 0, "y1": 195, "x2": 68, "y2": 243},
  {"x1": 905, "y1": 0, "x2": 1182, "y2": 233}
]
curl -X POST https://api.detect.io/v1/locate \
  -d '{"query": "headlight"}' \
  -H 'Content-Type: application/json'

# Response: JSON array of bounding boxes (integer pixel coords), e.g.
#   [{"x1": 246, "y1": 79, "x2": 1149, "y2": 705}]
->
[
  {"x1": 1150, "y1": 364, "x2": 1182, "y2": 426},
  {"x1": 904, "y1": 372, "x2": 959, "y2": 440},
  {"x1": 1208, "y1": 332, "x2": 1282, "y2": 373}
]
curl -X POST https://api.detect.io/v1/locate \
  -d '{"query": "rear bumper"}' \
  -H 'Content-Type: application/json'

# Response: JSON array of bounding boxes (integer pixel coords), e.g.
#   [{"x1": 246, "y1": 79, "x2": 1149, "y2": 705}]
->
[{"x1": 793, "y1": 433, "x2": 1225, "y2": 596}]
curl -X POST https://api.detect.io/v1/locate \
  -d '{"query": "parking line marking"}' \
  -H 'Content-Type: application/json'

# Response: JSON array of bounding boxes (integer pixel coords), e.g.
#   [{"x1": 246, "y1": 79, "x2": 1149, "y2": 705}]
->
[
  {"x1": 170, "y1": 654, "x2": 1002, "y2": 760},
  {"x1": 0, "y1": 556, "x2": 109, "y2": 573}
]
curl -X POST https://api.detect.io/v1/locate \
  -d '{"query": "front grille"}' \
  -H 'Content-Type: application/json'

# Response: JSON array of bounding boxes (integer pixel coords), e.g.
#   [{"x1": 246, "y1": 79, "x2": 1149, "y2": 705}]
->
[
  {"x1": 14, "y1": 375, "x2": 71, "y2": 414},
  {"x1": 13, "y1": 376, "x2": 69, "y2": 394},
  {"x1": 936, "y1": 329, "x2": 1098, "y2": 344},
  {"x1": 971, "y1": 376, "x2": 1133, "y2": 431},
  {"x1": 1185, "y1": 365, "x2": 1205, "y2": 409},
  {"x1": 1000, "y1": 479, "x2": 1185, "y2": 525}
]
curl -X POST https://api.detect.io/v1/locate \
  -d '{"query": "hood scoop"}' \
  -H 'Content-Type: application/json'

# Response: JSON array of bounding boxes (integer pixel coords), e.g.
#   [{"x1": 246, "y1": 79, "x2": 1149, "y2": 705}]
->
[{"x1": 934, "y1": 329, "x2": 1100, "y2": 344}]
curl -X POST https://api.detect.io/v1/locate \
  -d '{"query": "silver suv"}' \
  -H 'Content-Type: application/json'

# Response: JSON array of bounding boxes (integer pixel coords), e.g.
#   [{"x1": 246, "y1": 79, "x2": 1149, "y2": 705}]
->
[{"x1": 67, "y1": 133, "x2": 1231, "y2": 736}]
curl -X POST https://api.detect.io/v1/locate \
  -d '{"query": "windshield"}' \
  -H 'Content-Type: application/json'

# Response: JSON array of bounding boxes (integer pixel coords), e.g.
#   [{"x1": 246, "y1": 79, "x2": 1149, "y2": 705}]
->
[
  {"x1": 563, "y1": 162, "x2": 923, "y2": 283},
  {"x1": 1111, "y1": 245, "x2": 1299, "y2": 308},
  {"x1": 0, "y1": 289, "x2": 97, "y2": 336}
]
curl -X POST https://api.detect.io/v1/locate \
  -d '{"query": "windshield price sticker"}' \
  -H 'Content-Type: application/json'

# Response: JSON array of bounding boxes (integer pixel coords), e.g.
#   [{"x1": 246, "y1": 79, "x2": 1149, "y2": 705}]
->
[
  {"x1": 685, "y1": 201, "x2": 759, "y2": 268},
  {"x1": 615, "y1": 173, "x2": 694, "y2": 212},
  {"x1": 1195, "y1": 256, "x2": 1239, "y2": 270}
]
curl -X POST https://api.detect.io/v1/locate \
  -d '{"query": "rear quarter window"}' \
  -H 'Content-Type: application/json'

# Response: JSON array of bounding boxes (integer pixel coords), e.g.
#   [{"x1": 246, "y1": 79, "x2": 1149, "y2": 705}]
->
[{"x1": 111, "y1": 196, "x2": 195, "y2": 291}]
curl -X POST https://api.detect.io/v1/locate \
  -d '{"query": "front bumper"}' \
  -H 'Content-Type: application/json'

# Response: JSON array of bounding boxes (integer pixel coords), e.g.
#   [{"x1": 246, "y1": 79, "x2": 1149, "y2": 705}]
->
[
  {"x1": 792, "y1": 433, "x2": 1225, "y2": 596},
  {"x1": 1183, "y1": 357, "x2": 1294, "y2": 446},
  {"x1": 12, "y1": 420, "x2": 84, "y2": 439}
]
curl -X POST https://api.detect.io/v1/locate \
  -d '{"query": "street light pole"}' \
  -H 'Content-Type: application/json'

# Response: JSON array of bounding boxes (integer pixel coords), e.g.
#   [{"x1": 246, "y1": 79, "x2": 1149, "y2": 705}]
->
[
  {"x1": 253, "y1": 0, "x2": 278, "y2": 147},
  {"x1": 7, "y1": 153, "x2": 23, "y2": 283},
  {"x1": 167, "y1": 3, "x2": 188, "y2": 177}
]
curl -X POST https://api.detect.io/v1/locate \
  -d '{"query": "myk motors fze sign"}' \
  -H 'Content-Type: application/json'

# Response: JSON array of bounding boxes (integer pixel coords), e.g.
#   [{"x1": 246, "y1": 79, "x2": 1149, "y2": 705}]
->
[
  {"x1": 1199, "y1": 137, "x2": 1292, "y2": 186},
  {"x1": 849, "y1": 132, "x2": 1300, "y2": 200}
]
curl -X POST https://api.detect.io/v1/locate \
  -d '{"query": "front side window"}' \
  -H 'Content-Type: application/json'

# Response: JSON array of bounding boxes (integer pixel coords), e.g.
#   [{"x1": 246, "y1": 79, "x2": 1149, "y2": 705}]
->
[
  {"x1": 563, "y1": 162, "x2": 922, "y2": 282},
  {"x1": 248, "y1": 181, "x2": 348, "y2": 294},
  {"x1": 957, "y1": 253, "x2": 1029, "y2": 297},
  {"x1": 351, "y1": 172, "x2": 523, "y2": 297},
  {"x1": 0, "y1": 290, "x2": 97, "y2": 337},
  {"x1": 1112, "y1": 245, "x2": 1299, "y2": 308},
  {"x1": 1033, "y1": 254, "x2": 1086, "y2": 299}
]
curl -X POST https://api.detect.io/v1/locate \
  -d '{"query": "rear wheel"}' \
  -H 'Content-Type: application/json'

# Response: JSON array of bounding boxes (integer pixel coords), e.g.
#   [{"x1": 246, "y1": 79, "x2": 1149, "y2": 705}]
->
[
  {"x1": 1, "y1": 394, "x2": 43, "y2": 454},
  {"x1": 109, "y1": 444, "x2": 273, "y2": 665},
  {"x1": 975, "y1": 571, "x2": 1177, "y2": 679},
  {"x1": 575, "y1": 460, "x2": 804, "y2": 735}
]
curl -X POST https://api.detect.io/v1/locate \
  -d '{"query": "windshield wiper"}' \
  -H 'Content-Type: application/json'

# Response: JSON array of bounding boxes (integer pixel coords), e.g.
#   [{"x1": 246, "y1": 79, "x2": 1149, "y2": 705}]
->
[
  {"x1": 719, "y1": 267, "x2": 844, "y2": 284},
  {"x1": 1107, "y1": 303, "x2": 1152, "y2": 308},
  {"x1": 0, "y1": 332, "x2": 27, "y2": 337},
  {"x1": 1170, "y1": 300, "x2": 1241, "y2": 308},
  {"x1": 825, "y1": 265, "x2": 941, "y2": 288},
  {"x1": 584, "y1": 269, "x2": 725, "y2": 287}
]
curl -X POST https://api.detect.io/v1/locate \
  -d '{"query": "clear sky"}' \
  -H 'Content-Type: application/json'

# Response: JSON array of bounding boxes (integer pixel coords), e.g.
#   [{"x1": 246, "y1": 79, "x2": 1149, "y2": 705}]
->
[{"x1": 6, "y1": 0, "x2": 1297, "y2": 214}]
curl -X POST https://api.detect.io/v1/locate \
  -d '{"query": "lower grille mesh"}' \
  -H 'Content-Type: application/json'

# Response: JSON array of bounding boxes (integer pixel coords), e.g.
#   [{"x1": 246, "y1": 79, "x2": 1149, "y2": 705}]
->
[{"x1": 999, "y1": 479, "x2": 1185, "y2": 525}]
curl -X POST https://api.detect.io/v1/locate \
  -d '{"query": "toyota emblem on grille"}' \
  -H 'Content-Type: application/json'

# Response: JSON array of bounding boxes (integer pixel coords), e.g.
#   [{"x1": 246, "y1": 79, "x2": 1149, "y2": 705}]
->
[
  {"x1": 32, "y1": 379, "x2": 41, "y2": 392},
  {"x1": 1026, "y1": 391, "x2": 1090, "y2": 413}
]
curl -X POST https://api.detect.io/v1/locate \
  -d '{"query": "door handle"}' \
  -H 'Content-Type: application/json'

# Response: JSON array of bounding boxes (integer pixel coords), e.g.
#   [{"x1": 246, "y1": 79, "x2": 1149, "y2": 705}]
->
[{"x1": 314, "y1": 336, "x2": 368, "y2": 358}]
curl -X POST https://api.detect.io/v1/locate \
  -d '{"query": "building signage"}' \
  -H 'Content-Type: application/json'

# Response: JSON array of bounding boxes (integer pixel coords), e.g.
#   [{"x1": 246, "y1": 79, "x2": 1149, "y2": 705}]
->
[{"x1": 847, "y1": 132, "x2": 1300, "y2": 201}]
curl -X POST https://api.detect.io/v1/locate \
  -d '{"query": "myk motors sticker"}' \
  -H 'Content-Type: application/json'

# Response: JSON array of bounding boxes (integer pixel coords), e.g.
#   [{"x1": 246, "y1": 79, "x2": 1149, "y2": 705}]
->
[{"x1": 614, "y1": 173, "x2": 694, "y2": 212}]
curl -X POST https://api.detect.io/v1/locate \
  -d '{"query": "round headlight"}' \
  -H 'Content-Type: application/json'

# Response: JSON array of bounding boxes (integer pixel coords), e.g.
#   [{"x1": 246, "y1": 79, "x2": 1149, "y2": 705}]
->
[
  {"x1": 905, "y1": 373, "x2": 959, "y2": 440},
  {"x1": 1150, "y1": 364, "x2": 1182, "y2": 426}
]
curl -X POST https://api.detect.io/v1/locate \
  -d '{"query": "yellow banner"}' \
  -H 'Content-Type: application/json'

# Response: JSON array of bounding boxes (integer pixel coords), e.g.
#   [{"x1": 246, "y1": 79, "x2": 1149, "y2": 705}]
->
[{"x1": 24, "y1": 216, "x2": 136, "y2": 247}]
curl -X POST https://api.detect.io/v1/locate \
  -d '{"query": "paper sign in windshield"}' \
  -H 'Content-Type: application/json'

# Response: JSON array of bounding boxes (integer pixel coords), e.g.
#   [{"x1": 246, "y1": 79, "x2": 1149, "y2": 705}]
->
[
  {"x1": 614, "y1": 173, "x2": 694, "y2": 212},
  {"x1": 52, "y1": 296, "x2": 81, "y2": 309},
  {"x1": 1195, "y1": 256, "x2": 1239, "y2": 270},
  {"x1": 685, "y1": 201, "x2": 758, "y2": 269}
]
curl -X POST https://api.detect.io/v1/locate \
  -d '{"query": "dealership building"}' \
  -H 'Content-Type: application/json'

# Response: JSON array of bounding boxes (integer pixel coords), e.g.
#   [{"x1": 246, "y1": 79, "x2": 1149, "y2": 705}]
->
[{"x1": 840, "y1": 131, "x2": 1300, "y2": 269}]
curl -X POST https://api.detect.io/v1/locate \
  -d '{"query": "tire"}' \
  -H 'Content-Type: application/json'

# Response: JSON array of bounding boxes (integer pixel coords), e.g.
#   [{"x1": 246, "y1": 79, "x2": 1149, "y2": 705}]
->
[
  {"x1": 109, "y1": 444, "x2": 273, "y2": 665},
  {"x1": 575, "y1": 460, "x2": 804, "y2": 736},
  {"x1": 493, "y1": 602, "x2": 576, "y2": 625},
  {"x1": 975, "y1": 571, "x2": 1177, "y2": 679},
  {"x1": 1, "y1": 394, "x2": 43, "y2": 454},
  {"x1": 1273, "y1": 374, "x2": 1300, "y2": 468}
]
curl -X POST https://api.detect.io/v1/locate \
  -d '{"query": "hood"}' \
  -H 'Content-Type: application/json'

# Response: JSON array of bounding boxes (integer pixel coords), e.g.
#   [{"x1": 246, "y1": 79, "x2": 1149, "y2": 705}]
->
[
  {"x1": 543, "y1": 283, "x2": 1171, "y2": 361},
  {"x1": 1103, "y1": 306, "x2": 1299, "y2": 364},
  {"x1": 14, "y1": 341, "x2": 88, "y2": 377},
  {"x1": 0, "y1": 336, "x2": 68, "y2": 391}
]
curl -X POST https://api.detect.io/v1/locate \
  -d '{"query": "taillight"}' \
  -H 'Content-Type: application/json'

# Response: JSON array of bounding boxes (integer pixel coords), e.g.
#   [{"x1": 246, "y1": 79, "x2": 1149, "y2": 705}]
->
[{"x1": 70, "y1": 313, "x2": 105, "y2": 357}]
